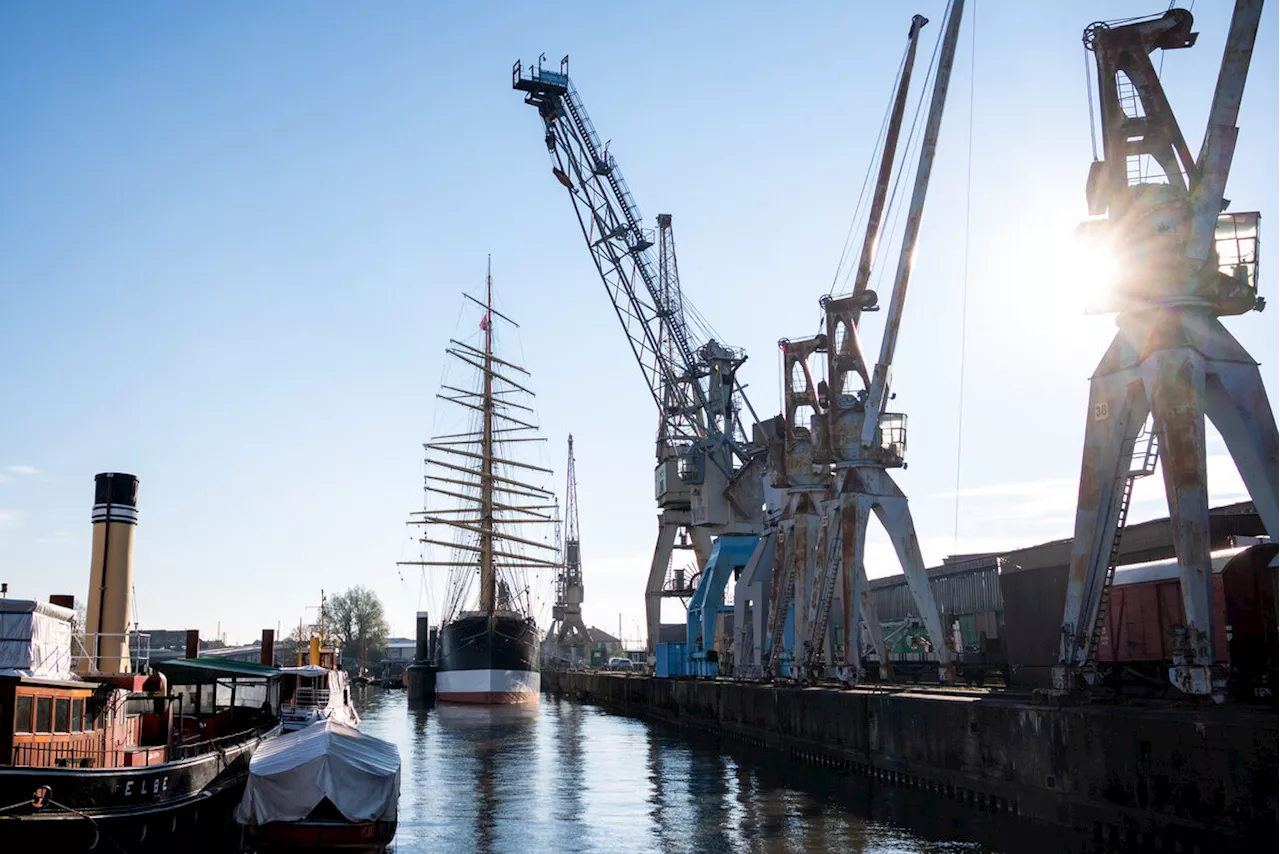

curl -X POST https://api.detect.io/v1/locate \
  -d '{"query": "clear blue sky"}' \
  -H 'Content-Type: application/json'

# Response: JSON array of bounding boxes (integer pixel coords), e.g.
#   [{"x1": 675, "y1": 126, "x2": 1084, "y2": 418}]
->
[{"x1": 2, "y1": 1, "x2": 1276, "y2": 645}]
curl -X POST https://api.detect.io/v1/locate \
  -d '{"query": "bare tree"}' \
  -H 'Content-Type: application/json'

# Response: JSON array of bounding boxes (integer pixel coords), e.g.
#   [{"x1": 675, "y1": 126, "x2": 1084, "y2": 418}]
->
[{"x1": 324, "y1": 587, "x2": 389, "y2": 672}]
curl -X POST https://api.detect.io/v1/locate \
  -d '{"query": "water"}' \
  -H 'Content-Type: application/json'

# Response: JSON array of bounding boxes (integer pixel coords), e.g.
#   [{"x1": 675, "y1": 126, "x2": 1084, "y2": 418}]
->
[{"x1": 354, "y1": 689, "x2": 1077, "y2": 854}]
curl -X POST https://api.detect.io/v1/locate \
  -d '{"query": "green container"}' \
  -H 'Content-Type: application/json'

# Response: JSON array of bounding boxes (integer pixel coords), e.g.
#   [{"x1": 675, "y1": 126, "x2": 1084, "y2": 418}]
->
[{"x1": 589, "y1": 649, "x2": 605, "y2": 667}]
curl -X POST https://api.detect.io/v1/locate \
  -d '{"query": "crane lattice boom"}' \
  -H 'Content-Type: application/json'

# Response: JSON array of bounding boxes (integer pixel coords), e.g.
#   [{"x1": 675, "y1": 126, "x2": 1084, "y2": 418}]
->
[{"x1": 513, "y1": 57, "x2": 754, "y2": 472}]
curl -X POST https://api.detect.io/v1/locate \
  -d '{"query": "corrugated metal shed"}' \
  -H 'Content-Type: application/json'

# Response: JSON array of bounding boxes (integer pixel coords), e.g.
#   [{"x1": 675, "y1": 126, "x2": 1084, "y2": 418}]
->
[{"x1": 870, "y1": 556, "x2": 1005, "y2": 623}]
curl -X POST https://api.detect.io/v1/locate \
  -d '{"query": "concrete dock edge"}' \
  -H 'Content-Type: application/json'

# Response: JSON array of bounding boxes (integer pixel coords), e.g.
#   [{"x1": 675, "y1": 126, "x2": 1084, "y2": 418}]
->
[{"x1": 544, "y1": 671, "x2": 1276, "y2": 849}]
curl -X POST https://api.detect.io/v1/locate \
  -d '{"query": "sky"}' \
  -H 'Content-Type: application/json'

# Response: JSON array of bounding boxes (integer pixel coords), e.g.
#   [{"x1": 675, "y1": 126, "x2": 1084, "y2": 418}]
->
[{"x1": 1, "y1": 1, "x2": 1276, "y2": 647}]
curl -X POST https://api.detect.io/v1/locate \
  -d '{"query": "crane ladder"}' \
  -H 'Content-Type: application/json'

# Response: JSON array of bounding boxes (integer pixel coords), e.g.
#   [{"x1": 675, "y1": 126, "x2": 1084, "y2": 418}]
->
[
  {"x1": 1086, "y1": 428, "x2": 1159, "y2": 663},
  {"x1": 765, "y1": 545, "x2": 796, "y2": 678},
  {"x1": 736, "y1": 615, "x2": 755, "y2": 677},
  {"x1": 806, "y1": 514, "x2": 842, "y2": 666}
]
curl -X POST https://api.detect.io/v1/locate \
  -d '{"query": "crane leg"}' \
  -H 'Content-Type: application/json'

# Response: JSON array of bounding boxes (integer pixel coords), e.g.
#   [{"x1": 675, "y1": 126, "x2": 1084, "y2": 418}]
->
[
  {"x1": 765, "y1": 492, "x2": 819, "y2": 679},
  {"x1": 867, "y1": 474, "x2": 954, "y2": 684},
  {"x1": 1204, "y1": 362, "x2": 1280, "y2": 540},
  {"x1": 1144, "y1": 347, "x2": 1216, "y2": 693},
  {"x1": 858, "y1": 557, "x2": 890, "y2": 683},
  {"x1": 764, "y1": 518, "x2": 794, "y2": 678},
  {"x1": 838, "y1": 494, "x2": 879, "y2": 683},
  {"x1": 691, "y1": 528, "x2": 714, "y2": 580},
  {"x1": 645, "y1": 515, "x2": 681, "y2": 664},
  {"x1": 803, "y1": 502, "x2": 836, "y2": 663},
  {"x1": 792, "y1": 506, "x2": 820, "y2": 665},
  {"x1": 1054, "y1": 355, "x2": 1149, "y2": 688},
  {"x1": 730, "y1": 533, "x2": 774, "y2": 676}
]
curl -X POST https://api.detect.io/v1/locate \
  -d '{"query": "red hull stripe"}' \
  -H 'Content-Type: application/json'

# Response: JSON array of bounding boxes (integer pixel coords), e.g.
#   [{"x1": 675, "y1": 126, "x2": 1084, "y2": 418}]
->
[{"x1": 437, "y1": 690, "x2": 538, "y2": 704}]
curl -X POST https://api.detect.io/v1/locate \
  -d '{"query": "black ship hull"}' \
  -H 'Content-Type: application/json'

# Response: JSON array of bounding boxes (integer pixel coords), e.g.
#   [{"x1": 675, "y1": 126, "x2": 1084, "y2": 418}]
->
[
  {"x1": 0, "y1": 723, "x2": 280, "y2": 852},
  {"x1": 436, "y1": 613, "x2": 540, "y2": 704}
]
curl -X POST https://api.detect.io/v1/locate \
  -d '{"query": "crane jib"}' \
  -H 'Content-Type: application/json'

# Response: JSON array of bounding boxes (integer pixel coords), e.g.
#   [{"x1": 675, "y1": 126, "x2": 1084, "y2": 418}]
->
[{"x1": 515, "y1": 58, "x2": 755, "y2": 468}]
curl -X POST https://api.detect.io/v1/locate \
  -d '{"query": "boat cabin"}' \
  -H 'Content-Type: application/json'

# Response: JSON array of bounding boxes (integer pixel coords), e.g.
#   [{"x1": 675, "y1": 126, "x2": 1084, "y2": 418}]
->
[
  {"x1": 0, "y1": 676, "x2": 126, "y2": 768},
  {"x1": 153, "y1": 658, "x2": 282, "y2": 750},
  {"x1": 1, "y1": 598, "x2": 282, "y2": 770},
  {"x1": 3, "y1": 661, "x2": 282, "y2": 770}
]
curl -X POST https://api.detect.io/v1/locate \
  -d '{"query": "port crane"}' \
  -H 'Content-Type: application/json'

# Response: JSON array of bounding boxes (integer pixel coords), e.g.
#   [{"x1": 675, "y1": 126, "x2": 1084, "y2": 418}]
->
[
  {"x1": 514, "y1": 58, "x2": 766, "y2": 663},
  {"x1": 756, "y1": 3, "x2": 965, "y2": 685},
  {"x1": 1053, "y1": 2, "x2": 1276, "y2": 701},
  {"x1": 547, "y1": 435, "x2": 591, "y2": 665}
]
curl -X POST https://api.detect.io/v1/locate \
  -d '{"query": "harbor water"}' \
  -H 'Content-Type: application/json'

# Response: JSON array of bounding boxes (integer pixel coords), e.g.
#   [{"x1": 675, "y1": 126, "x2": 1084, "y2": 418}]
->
[{"x1": 352, "y1": 687, "x2": 1087, "y2": 854}]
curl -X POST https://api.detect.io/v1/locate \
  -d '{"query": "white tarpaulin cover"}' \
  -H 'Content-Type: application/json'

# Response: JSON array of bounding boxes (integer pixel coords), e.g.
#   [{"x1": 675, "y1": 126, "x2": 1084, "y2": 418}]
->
[
  {"x1": 236, "y1": 720, "x2": 400, "y2": 826},
  {"x1": 0, "y1": 599, "x2": 74, "y2": 678}
]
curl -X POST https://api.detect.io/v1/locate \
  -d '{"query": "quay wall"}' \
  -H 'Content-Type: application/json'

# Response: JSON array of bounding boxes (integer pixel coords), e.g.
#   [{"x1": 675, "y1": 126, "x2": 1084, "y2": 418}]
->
[{"x1": 544, "y1": 671, "x2": 1275, "y2": 848}]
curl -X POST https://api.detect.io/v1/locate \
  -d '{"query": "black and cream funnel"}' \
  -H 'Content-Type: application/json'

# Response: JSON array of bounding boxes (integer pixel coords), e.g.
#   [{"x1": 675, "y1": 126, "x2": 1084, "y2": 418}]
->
[{"x1": 82, "y1": 472, "x2": 139, "y2": 674}]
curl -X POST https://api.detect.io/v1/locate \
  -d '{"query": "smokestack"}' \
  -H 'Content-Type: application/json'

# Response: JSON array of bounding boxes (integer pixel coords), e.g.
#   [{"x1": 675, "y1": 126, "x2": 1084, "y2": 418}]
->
[
  {"x1": 185, "y1": 629, "x2": 200, "y2": 659},
  {"x1": 415, "y1": 612, "x2": 430, "y2": 663},
  {"x1": 261, "y1": 629, "x2": 275, "y2": 666},
  {"x1": 82, "y1": 473, "x2": 139, "y2": 673}
]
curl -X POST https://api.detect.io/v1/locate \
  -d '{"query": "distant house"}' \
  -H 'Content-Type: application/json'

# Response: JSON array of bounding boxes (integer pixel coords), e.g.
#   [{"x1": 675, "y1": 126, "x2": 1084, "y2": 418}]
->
[
  {"x1": 194, "y1": 642, "x2": 276, "y2": 664},
  {"x1": 141, "y1": 630, "x2": 252, "y2": 669},
  {"x1": 586, "y1": 627, "x2": 621, "y2": 656},
  {"x1": 382, "y1": 638, "x2": 416, "y2": 662},
  {"x1": 141, "y1": 629, "x2": 229, "y2": 652}
]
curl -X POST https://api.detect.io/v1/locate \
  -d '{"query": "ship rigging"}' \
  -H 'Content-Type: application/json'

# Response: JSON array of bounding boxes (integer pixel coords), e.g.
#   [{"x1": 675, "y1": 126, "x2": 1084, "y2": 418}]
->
[{"x1": 397, "y1": 261, "x2": 559, "y2": 703}]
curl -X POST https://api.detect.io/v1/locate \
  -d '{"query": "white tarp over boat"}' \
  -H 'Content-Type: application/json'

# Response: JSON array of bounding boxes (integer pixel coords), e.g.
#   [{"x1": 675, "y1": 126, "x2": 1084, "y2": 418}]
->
[
  {"x1": 0, "y1": 599, "x2": 74, "y2": 679},
  {"x1": 236, "y1": 720, "x2": 400, "y2": 826}
]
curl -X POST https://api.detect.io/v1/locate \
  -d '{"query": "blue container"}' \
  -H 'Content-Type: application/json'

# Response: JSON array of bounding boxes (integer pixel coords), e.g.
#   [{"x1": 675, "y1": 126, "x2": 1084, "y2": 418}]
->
[
  {"x1": 654, "y1": 642, "x2": 687, "y2": 678},
  {"x1": 655, "y1": 643, "x2": 671, "y2": 678}
]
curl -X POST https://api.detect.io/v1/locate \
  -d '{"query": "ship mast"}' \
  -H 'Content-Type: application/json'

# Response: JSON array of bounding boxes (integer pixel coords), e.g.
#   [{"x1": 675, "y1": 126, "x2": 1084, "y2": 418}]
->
[
  {"x1": 398, "y1": 259, "x2": 562, "y2": 622},
  {"x1": 480, "y1": 257, "x2": 496, "y2": 613}
]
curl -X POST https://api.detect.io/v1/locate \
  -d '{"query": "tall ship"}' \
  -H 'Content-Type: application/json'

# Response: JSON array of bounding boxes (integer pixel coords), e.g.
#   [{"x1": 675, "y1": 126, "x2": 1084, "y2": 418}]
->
[{"x1": 400, "y1": 263, "x2": 560, "y2": 704}]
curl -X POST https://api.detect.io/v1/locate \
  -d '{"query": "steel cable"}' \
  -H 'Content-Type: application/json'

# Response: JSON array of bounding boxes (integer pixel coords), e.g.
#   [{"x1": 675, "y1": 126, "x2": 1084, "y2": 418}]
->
[{"x1": 954, "y1": 0, "x2": 978, "y2": 550}]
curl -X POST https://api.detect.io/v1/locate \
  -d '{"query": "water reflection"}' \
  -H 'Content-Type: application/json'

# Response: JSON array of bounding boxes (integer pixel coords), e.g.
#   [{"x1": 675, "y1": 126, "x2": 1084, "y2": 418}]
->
[{"x1": 352, "y1": 688, "x2": 1083, "y2": 854}]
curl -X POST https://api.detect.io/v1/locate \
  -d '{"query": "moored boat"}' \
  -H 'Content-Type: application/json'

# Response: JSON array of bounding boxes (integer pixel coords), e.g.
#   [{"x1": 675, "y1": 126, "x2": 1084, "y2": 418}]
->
[
  {"x1": 437, "y1": 612, "x2": 540, "y2": 703},
  {"x1": 0, "y1": 473, "x2": 282, "y2": 850},
  {"x1": 236, "y1": 720, "x2": 399, "y2": 853},
  {"x1": 278, "y1": 665, "x2": 359, "y2": 732},
  {"x1": 398, "y1": 263, "x2": 558, "y2": 705}
]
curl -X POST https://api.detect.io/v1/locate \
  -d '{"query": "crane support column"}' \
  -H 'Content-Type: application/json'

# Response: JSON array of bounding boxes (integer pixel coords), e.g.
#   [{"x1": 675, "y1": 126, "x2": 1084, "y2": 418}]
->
[{"x1": 837, "y1": 493, "x2": 891, "y2": 682}]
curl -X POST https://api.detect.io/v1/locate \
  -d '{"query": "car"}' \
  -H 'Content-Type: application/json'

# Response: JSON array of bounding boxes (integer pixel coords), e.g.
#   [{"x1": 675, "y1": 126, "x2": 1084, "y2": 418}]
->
[{"x1": 607, "y1": 657, "x2": 634, "y2": 672}]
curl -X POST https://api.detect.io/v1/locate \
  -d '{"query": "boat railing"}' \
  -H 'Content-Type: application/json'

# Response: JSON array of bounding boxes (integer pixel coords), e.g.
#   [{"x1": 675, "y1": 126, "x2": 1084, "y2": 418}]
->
[
  {"x1": 288, "y1": 687, "x2": 330, "y2": 708},
  {"x1": 9, "y1": 722, "x2": 268, "y2": 768},
  {"x1": 9, "y1": 739, "x2": 116, "y2": 769},
  {"x1": 70, "y1": 631, "x2": 153, "y2": 674},
  {"x1": 173, "y1": 724, "x2": 270, "y2": 760}
]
